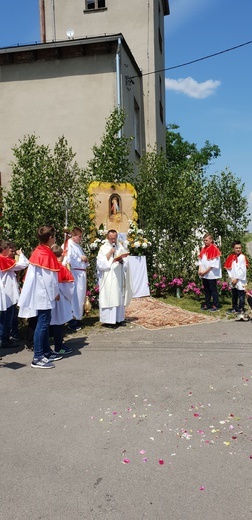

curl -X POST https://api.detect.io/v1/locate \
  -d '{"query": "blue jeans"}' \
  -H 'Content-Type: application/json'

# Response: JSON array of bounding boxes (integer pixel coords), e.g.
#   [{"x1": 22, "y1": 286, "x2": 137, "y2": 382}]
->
[
  {"x1": 0, "y1": 304, "x2": 15, "y2": 343},
  {"x1": 33, "y1": 309, "x2": 51, "y2": 359}
]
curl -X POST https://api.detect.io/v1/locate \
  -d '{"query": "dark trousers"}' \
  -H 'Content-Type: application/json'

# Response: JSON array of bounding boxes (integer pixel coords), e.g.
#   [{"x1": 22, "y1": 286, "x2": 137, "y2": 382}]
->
[
  {"x1": 10, "y1": 304, "x2": 19, "y2": 338},
  {"x1": 231, "y1": 288, "x2": 245, "y2": 312},
  {"x1": 202, "y1": 278, "x2": 219, "y2": 308},
  {"x1": 51, "y1": 324, "x2": 64, "y2": 351},
  {"x1": 0, "y1": 305, "x2": 14, "y2": 343}
]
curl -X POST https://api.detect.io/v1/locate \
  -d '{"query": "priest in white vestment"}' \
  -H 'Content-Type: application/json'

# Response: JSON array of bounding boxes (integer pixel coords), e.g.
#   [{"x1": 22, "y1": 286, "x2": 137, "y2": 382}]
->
[{"x1": 97, "y1": 229, "x2": 132, "y2": 326}]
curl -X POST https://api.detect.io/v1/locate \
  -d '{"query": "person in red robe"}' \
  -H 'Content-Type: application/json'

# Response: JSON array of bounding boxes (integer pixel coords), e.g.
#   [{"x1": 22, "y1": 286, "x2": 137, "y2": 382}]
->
[{"x1": 18, "y1": 226, "x2": 61, "y2": 369}]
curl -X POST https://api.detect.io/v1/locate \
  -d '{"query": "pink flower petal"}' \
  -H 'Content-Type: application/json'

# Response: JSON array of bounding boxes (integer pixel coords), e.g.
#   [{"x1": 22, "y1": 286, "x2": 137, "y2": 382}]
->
[
  {"x1": 122, "y1": 458, "x2": 130, "y2": 464},
  {"x1": 159, "y1": 459, "x2": 164, "y2": 465}
]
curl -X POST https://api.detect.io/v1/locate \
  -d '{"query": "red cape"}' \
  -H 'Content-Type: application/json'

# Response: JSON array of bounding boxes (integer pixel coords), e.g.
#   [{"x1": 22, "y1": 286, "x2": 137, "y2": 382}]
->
[
  {"x1": 58, "y1": 262, "x2": 74, "y2": 283},
  {"x1": 224, "y1": 253, "x2": 249, "y2": 269},
  {"x1": 0, "y1": 255, "x2": 16, "y2": 272},
  {"x1": 29, "y1": 245, "x2": 60, "y2": 271},
  {"x1": 199, "y1": 243, "x2": 221, "y2": 260}
]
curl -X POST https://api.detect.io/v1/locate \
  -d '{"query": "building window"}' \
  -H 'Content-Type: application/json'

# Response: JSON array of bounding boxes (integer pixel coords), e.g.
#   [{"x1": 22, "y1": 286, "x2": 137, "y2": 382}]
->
[
  {"x1": 134, "y1": 99, "x2": 141, "y2": 156},
  {"x1": 159, "y1": 75, "x2": 164, "y2": 123},
  {"x1": 85, "y1": 0, "x2": 106, "y2": 10},
  {"x1": 158, "y1": 27, "x2": 163, "y2": 54}
]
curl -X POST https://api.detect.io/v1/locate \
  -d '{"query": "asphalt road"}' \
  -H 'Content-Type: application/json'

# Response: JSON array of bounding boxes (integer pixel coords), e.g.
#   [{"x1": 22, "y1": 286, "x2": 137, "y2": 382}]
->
[{"x1": 0, "y1": 319, "x2": 252, "y2": 520}]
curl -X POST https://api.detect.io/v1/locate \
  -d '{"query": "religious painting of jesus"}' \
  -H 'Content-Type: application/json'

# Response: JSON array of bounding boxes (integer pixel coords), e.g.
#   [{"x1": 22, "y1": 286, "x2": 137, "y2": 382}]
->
[
  {"x1": 88, "y1": 181, "x2": 137, "y2": 233},
  {"x1": 109, "y1": 194, "x2": 121, "y2": 217}
]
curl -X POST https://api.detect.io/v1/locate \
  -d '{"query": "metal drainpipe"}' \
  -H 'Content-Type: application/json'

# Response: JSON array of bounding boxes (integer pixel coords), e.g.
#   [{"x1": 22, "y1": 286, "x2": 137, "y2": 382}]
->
[
  {"x1": 51, "y1": 0, "x2": 56, "y2": 41},
  {"x1": 39, "y1": 0, "x2": 46, "y2": 43},
  {"x1": 116, "y1": 37, "x2": 122, "y2": 138}
]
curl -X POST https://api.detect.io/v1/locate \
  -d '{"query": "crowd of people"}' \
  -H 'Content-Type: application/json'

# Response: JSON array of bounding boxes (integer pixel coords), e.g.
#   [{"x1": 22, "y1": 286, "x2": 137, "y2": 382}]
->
[
  {"x1": 0, "y1": 227, "x2": 251, "y2": 368},
  {"x1": 0, "y1": 225, "x2": 132, "y2": 369}
]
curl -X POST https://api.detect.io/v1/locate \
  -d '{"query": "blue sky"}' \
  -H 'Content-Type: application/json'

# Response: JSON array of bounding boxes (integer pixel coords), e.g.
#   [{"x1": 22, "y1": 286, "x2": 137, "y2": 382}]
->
[
  {"x1": 165, "y1": 0, "x2": 252, "y2": 229},
  {"x1": 1, "y1": 0, "x2": 252, "y2": 229}
]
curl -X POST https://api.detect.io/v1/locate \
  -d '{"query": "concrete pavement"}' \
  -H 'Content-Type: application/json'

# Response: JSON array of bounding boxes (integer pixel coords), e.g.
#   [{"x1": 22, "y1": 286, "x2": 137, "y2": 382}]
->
[{"x1": 0, "y1": 319, "x2": 252, "y2": 520}]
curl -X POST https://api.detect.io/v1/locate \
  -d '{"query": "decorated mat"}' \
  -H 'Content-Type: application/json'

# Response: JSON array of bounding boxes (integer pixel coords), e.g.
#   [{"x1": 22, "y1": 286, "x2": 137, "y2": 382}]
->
[{"x1": 125, "y1": 296, "x2": 217, "y2": 330}]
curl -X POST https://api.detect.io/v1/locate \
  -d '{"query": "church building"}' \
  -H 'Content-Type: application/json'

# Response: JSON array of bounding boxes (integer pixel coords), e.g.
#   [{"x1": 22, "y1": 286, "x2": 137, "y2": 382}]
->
[{"x1": 0, "y1": 0, "x2": 169, "y2": 186}]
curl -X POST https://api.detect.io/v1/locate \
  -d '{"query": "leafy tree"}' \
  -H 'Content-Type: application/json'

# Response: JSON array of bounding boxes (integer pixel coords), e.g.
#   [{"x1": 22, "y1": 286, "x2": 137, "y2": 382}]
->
[
  {"x1": 1, "y1": 134, "x2": 91, "y2": 254},
  {"x1": 85, "y1": 108, "x2": 134, "y2": 183},
  {"x1": 203, "y1": 168, "x2": 250, "y2": 259},
  {"x1": 136, "y1": 125, "x2": 250, "y2": 282},
  {"x1": 166, "y1": 124, "x2": 221, "y2": 170},
  {"x1": 136, "y1": 145, "x2": 205, "y2": 279}
]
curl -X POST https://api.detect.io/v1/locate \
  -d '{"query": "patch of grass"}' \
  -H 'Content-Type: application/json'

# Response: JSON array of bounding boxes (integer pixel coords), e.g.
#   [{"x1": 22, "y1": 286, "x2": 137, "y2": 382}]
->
[{"x1": 157, "y1": 294, "x2": 234, "y2": 319}]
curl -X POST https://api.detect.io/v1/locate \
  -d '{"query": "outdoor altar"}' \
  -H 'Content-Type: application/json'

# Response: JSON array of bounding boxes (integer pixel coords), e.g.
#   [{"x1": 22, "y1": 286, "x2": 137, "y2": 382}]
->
[
  {"x1": 128, "y1": 256, "x2": 150, "y2": 298},
  {"x1": 88, "y1": 182, "x2": 151, "y2": 299}
]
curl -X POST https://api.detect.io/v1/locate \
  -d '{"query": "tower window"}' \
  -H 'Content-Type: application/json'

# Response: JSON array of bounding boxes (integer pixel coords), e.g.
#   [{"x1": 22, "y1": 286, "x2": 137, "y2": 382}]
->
[
  {"x1": 85, "y1": 0, "x2": 106, "y2": 10},
  {"x1": 134, "y1": 98, "x2": 141, "y2": 155}
]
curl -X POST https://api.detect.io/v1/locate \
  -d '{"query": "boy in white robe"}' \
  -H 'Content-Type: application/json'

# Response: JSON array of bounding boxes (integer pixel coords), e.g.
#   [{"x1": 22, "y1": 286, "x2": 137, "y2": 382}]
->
[
  {"x1": 224, "y1": 241, "x2": 248, "y2": 314},
  {"x1": 18, "y1": 225, "x2": 61, "y2": 369},
  {"x1": 63, "y1": 226, "x2": 88, "y2": 331},
  {"x1": 97, "y1": 229, "x2": 132, "y2": 326},
  {"x1": 50, "y1": 245, "x2": 74, "y2": 354},
  {"x1": 0, "y1": 239, "x2": 29, "y2": 348},
  {"x1": 198, "y1": 233, "x2": 222, "y2": 312}
]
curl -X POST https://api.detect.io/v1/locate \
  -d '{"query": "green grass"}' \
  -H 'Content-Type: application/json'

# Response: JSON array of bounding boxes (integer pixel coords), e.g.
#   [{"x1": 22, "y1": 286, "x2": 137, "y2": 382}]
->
[{"x1": 156, "y1": 293, "x2": 234, "y2": 319}]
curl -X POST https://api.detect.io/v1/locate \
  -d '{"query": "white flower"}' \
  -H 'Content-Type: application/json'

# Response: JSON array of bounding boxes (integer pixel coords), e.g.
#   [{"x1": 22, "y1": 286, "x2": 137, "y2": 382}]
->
[
  {"x1": 142, "y1": 242, "x2": 147, "y2": 249},
  {"x1": 137, "y1": 229, "x2": 143, "y2": 234},
  {"x1": 134, "y1": 241, "x2": 141, "y2": 248}
]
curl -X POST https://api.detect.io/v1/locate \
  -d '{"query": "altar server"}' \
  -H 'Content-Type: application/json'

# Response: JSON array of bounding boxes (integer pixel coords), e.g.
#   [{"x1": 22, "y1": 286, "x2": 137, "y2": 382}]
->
[
  {"x1": 198, "y1": 232, "x2": 222, "y2": 312},
  {"x1": 224, "y1": 241, "x2": 248, "y2": 314},
  {"x1": 63, "y1": 226, "x2": 88, "y2": 330},
  {"x1": 0, "y1": 240, "x2": 29, "y2": 347},
  {"x1": 18, "y1": 226, "x2": 61, "y2": 368},
  {"x1": 50, "y1": 245, "x2": 74, "y2": 354}
]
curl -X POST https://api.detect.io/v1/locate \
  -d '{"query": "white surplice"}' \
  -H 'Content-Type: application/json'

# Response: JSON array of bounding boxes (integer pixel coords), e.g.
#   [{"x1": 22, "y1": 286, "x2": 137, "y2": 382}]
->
[
  {"x1": 18, "y1": 264, "x2": 59, "y2": 318},
  {"x1": 50, "y1": 279, "x2": 74, "y2": 325},
  {"x1": 63, "y1": 238, "x2": 88, "y2": 320},
  {"x1": 0, "y1": 252, "x2": 29, "y2": 311}
]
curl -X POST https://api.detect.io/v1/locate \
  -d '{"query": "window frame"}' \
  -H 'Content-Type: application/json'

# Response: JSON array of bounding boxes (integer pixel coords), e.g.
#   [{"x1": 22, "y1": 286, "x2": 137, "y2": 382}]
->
[{"x1": 84, "y1": 0, "x2": 106, "y2": 11}]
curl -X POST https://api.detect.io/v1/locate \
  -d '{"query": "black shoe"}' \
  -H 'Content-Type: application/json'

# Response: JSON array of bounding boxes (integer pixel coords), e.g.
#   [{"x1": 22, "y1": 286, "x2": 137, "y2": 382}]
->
[
  {"x1": 0, "y1": 339, "x2": 19, "y2": 348},
  {"x1": 55, "y1": 347, "x2": 73, "y2": 355},
  {"x1": 68, "y1": 325, "x2": 81, "y2": 331},
  {"x1": 117, "y1": 321, "x2": 127, "y2": 327},
  {"x1": 103, "y1": 323, "x2": 117, "y2": 329},
  {"x1": 201, "y1": 304, "x2": 210, "y2": 311}
]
